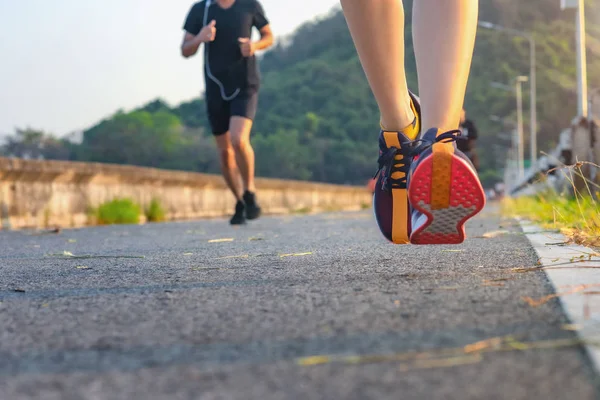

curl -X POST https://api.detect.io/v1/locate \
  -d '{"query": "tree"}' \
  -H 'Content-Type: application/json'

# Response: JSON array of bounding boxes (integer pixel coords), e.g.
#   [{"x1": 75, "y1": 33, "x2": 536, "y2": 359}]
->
[
  {"x1": 11, "y1": 0, "x2": 600, "y2": 187},
  {"x1": 79, "y1": 110, "x2": 185, "y2": 167},
  {"x1": 0, "y1": 128, "x2": 72, "y2": 160}
]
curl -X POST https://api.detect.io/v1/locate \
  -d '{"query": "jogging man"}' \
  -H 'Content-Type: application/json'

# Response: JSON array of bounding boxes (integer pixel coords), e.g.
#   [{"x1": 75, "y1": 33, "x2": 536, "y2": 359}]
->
[
  {"x1": 458, "y1": 108, "x2": 480, "y2": 171},
  {"x1": 181, "y1": 0, "x2": 273, "y2": 225},
  {"x1": 341, "y1": 0, "x2": 485, "y2": 245}
]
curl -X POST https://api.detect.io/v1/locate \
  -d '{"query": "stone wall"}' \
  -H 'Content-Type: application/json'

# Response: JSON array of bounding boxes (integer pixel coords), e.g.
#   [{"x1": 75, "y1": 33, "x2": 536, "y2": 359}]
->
[{"x1": 0, "y1": 158, "x2": 371, "y2": 229}]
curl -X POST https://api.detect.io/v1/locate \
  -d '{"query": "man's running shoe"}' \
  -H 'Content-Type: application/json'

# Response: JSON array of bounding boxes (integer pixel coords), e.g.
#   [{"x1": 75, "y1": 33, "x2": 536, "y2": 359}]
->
[
  {"x1": 407, "y1": 128, "x2": 486, "y2": 244},
  {"x1": 243, "y1": 190, "x2": 262, "y2": 220},
  {"x1": 230, "y1": 200, "x2": 246, "y2": 225},
  {"x1": 373, "y1": 91, "x2": 421, "y2": 244}
]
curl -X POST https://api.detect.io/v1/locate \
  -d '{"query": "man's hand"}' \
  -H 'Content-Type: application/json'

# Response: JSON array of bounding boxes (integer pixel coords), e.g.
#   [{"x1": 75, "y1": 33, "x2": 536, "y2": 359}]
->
[
  {"x1": 238, "y1": 37, "x2": 256, "y2": 57},
  {"x1": 199, "y1": 20, "x2": 217, "y2": 42}
]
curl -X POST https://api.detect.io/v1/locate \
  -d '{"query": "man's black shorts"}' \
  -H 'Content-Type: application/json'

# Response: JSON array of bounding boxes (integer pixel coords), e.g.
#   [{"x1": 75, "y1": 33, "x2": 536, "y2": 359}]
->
[{"x1": 206, "y1": 90, "x2": 258, "y2": 136}]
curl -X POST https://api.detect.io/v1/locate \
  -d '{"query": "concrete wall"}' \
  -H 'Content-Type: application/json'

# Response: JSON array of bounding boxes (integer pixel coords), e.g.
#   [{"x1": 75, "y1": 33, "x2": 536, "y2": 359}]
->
[{"x1": 0, "y1": 158, "x2": 371, "y2": 229}]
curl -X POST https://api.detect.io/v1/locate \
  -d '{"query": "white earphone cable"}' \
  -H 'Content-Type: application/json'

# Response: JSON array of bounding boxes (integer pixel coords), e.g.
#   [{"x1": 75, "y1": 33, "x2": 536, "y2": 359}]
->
[{"x1": 203, "y1": 0, "x2": 241, "y2": 101}]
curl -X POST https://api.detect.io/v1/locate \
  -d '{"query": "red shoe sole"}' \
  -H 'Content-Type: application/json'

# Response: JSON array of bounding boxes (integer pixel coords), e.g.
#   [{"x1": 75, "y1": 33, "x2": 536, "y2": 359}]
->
[{"x1": 408, "y1": 145, "x2": 485, "y2": 245}]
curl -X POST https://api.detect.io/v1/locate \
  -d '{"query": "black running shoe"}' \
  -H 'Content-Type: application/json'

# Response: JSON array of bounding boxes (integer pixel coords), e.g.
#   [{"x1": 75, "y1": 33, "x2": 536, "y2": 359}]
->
[
  {"x1": 230, "y1": 200, "x2": 246, "y2": 225},
  {"x1": 243, "y1": 191, "x2": 262, "y2": 220}
]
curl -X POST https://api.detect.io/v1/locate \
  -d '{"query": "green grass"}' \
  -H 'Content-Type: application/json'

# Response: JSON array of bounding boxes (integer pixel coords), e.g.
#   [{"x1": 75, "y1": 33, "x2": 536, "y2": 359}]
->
[
  {"x1": 96, "y1": 198, "x2": 141, "y2": 225},
  {"x1": 292, "y1": 206, "x2": 312, "y2": 214},
  {"x1": 503, "y1": 189, "x2": 600, "y2": 247},
  {"x1": 145, "y1": 198, "x2": 166, "y2": 222},
  {"x1": 503, "y1": 161, "x2": 600, "y2": 247}
]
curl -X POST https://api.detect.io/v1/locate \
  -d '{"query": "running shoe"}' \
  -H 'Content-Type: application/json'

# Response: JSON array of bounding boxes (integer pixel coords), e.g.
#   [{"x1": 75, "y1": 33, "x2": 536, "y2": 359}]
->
[
  {"x1": 407, "y1": 128, "x2": 486, "y2": 244},
  {"x1": 373, "y1": 91, "x2": 421, "y2": 244},
  {"x1": 243, "y1": 190, "x2": 262, "y2": 220},
  {"x1": 230, "y1": 200, "x2": 246, "y2": 225}
]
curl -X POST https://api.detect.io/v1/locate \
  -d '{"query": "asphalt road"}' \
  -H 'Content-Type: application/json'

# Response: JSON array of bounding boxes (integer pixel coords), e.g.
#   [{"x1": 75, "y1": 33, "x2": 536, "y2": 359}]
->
[{"x1": 1, "y1": 205, "x2": 599, "y2": 399}]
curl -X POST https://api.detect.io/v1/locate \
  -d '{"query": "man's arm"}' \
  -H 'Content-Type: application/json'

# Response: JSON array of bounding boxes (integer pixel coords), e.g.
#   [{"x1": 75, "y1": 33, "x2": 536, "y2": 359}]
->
[
  {"x1": 181, "y1": 3, "x2": 213, "y2": 58},
  {"x1": 238, "y1": 25, "x2": 273, "y2": 57},
  {"x1": 181, "y1": 32, "x2": 203, "y2": 58},
  {"x1": 254, "y1": 25, "x2": 274, "y2": 51},
  {"x1": 181, "y1": 20, "x2": 216, "y2": 58},
  {"x1": 248, "y1": 0, "x2": 274, "y2": 53}
]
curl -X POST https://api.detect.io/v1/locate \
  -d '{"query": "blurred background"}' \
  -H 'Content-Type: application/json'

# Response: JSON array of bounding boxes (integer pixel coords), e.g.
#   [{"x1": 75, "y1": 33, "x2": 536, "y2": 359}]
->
[{"x1": 1, "y1": 0, "x2": 599, "y2": 190}]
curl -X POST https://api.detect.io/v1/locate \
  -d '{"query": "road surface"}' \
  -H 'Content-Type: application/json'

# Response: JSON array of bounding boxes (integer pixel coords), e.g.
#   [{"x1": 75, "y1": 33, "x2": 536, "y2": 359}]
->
[{"x1": 1, "y1": 205, "x2": 599, "y2": 399}]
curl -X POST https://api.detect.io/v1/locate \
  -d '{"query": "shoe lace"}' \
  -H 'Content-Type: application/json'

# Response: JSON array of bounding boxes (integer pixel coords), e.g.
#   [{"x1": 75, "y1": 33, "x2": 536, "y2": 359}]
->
[
  {"x1": 375, "y1": 145, "x2": 413, "y2": 191},
  {"x1": 410, "y1": 129, "x2": 464, "y2": 154},
  {"x1": 374, "y1": 129, "x2": 465, "y2": 191}
]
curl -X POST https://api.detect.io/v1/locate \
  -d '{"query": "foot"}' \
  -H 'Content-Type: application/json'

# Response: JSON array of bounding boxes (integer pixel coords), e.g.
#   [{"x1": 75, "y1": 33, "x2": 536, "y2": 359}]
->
[
  {"x1": 243, "y1": 191, "x2": 262, "y2": 220},
  {"x1": 373, "y1": 91, "x2": 421, "y2": 244},
  {"x1": 407, "y1": 128, "x2": 486, "y2": 245},
  {"x1": 230, "y1": 200, "x2": 246, "y2": 225}
]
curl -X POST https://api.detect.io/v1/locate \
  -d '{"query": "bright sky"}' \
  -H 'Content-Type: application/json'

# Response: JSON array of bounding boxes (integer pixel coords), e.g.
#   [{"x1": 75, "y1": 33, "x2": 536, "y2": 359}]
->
[{"x1": 0, "y1": 0, "x2": 340, "y2": 137}]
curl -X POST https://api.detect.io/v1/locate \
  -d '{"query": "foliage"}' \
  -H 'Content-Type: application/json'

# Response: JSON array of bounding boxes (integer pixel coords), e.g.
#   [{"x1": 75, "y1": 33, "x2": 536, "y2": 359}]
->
[
  {"x1": 502, "y1": 160, "x2": 600, "y2": 247},
  {"x1": 478, "y1": 169, "x2": 503, "y2": 188},
  {"x1": 503, "y1": 190, "x2": 600, "y2": 247},
  {"x1": 145, "y1": 198, "x2": 166, "y2": 222},
  {"x1": 96, "y1": 198, "x2": 141, "y2": 225},
  {"x1": 79, "y1": 109, "x2": 184, "y2": 167},
  {"x1": 2, "y1": 0, "x2": 600, "y2": 188},
  {"x1": 0, "y1": 128, "x2": 75, "y2": 160}
]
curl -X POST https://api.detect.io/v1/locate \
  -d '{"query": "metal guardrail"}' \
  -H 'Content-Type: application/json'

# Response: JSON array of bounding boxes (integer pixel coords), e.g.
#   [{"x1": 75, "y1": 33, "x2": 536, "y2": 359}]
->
[{"x1": 505, "y1": 116, "x2": 598, "y2": 197}]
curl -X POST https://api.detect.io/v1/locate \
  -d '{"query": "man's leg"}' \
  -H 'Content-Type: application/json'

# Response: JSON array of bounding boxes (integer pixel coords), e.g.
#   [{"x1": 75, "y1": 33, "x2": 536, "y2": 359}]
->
[
  {"x1": 214, "y1": 132, "x2": 243, "y2": 201},
  {"x1": 230, "y1": 92, "x2": 262, "y2": 220},
  {"x1": 207, "y1": 91, "x2": 243, "y2": 200},
  {"x1": 229, "y1": 116, "x2": 262, "y2": 220},
  {"x1": 207, "y1": 89, "x2": 247, "y2": 225},
  {"x1": 213, "y1": 131, "x2": 247, "y2": 226},
  {"x1": 229, "y1": 116, "x2": 256, "y2": 193}
]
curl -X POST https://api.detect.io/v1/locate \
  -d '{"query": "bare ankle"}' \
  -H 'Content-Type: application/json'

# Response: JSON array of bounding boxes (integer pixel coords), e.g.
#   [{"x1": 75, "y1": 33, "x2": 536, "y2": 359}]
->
[{"x1": 380, "y1": 100, "x2": 415, "y2": 131}]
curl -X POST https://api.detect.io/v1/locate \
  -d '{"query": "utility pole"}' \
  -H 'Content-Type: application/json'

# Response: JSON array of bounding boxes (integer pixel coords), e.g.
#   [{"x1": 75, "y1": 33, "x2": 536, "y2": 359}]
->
[
  {"x1": 478, "y1": 21, "x2": 537, "y2": 166},
  {"x1": 529, "y1": 37, "x2": 537, "y2": 166},
  {"x1": 515, "y1": 76, "x2": 529, "y2": 179},
  {"x1": 490, "y1": 78, "x2": 528, "y2": 179},
  {"x1": 561, "y1": 0, "x2": 588, "y2": 117}
]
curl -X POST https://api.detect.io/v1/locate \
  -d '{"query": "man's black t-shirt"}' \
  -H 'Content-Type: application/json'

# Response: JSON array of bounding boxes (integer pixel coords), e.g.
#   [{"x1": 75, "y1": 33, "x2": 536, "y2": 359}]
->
[
  {"x1": 183, "y1": 0, "x2": 269, "y2": 97},
  {"x1": 458, "y1": 119, "x2": 478, "y2": 152}
]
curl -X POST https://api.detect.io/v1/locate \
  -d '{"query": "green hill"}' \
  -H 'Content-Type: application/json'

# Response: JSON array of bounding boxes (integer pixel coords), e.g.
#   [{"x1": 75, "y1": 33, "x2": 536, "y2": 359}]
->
[{"x1": 4, "y1": 0, "x2": 599, "y2": 187}]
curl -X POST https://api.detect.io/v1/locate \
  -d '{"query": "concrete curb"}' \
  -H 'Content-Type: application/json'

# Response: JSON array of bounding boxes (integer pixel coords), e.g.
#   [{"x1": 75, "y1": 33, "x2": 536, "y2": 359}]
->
[{"x1": 520, "y1": 220, "x2": 600, "y2": 374}]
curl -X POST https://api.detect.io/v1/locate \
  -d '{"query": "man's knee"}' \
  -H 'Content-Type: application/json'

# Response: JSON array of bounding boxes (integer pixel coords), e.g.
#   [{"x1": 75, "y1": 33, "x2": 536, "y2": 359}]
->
[
  {"x1": 219, "y1": 146, "x2": 235, "y2": 167},
  {"x1": 231, "y1": 136, "x2": 250, "y2": 151},
  {"x1": 229, "y1": 116, "x2": 253, "y2": 150}
]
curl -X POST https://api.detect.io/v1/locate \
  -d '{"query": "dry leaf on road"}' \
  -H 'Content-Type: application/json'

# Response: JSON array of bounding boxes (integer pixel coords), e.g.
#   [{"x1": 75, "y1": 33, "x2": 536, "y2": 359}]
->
[
  {"x1": 216, "y1": 254, "x2": 249, "y2": 260},
  {"x1": 280, "y1": 252, "x2": 313, "y2": 258},
  {"x1": 479, "y1": 230, "x2": 510, "y2": 239},
  {"x1": 208, "y1": 238, "x2": 234, "y2": 243}
]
